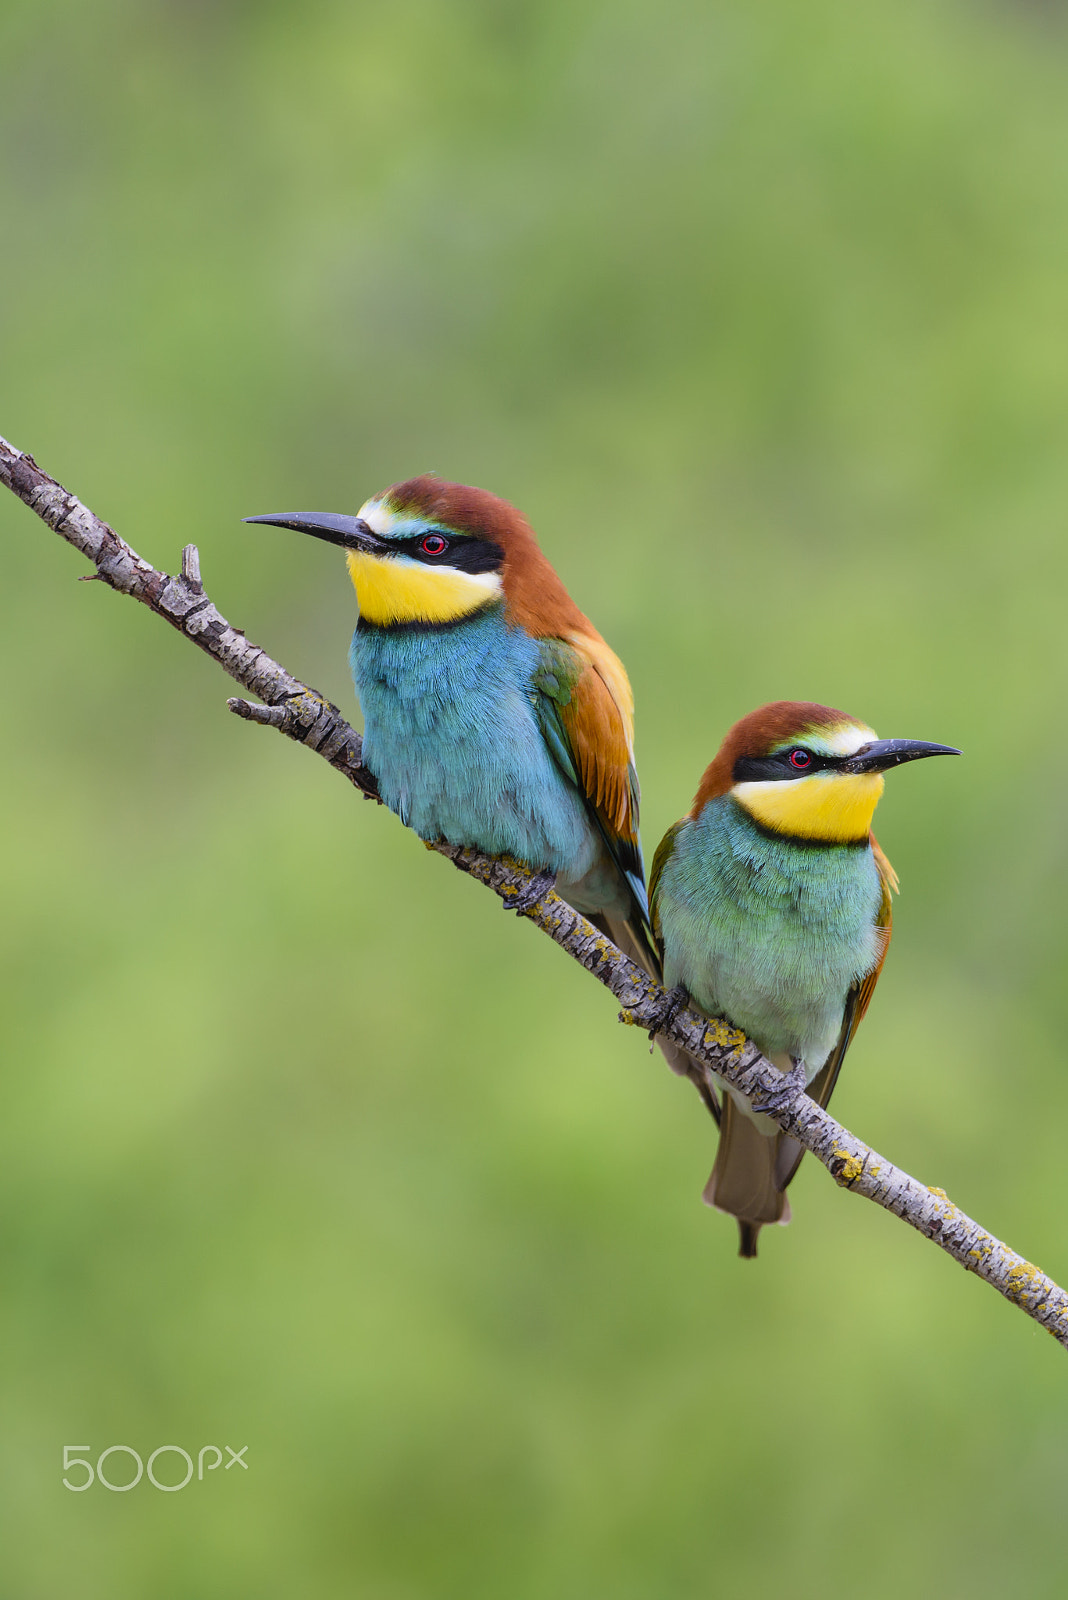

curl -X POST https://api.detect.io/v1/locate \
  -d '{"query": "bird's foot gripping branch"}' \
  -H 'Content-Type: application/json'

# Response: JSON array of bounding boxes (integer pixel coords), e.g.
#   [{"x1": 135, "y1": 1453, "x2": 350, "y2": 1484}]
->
[
  {"x1": 3, "y1": 430, "x2": 1068, "y2": 1348},
  {"x1": 749, "y1": 1058, "x2": 808, "y2": 1118}
]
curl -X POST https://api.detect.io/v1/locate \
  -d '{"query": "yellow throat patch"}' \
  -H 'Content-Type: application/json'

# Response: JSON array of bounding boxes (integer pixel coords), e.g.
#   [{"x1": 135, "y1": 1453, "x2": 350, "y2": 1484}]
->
[
  {"x1": 733, "y1": 771, "x2": 885, "y2": 843},
  {"x1": 346, "y1": 550, "x2": 503, "y2": 626}
]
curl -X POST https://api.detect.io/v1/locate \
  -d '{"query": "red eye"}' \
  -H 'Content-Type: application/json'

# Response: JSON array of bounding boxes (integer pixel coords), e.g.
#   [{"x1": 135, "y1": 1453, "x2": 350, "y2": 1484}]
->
[
  {"x1": 788, "y1": 749, "x2": 812, "y2": 770},
  {"x1": 420, "y1": 533, "x2": 448, "y2": 556}
]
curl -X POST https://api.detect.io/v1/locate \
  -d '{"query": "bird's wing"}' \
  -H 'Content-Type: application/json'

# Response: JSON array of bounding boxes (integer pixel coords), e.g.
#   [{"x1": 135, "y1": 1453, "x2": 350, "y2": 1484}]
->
[
  {"x1": 646, "y1": 818, "x2": 720, "y2": 1118},
  {"x1": 531, "y1": 630, "x2": 649, "y2": 931},
  {"x1": 774, "y1": 834, "x2": 896, "y2": 1190},
  {"x1": 647, "y1": 820, "x2": 682, "y2": 956}
]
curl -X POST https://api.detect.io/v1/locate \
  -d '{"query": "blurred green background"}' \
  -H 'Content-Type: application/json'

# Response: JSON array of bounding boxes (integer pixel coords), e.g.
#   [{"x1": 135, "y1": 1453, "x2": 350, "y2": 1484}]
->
[{"x1": 3, "y1": 0, "x2": 1068, "y2": 1594}]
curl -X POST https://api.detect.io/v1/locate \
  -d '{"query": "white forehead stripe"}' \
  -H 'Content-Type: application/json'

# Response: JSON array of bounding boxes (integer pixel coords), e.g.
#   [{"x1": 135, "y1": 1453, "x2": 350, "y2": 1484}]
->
[
  {"x1": 787, "y1": 722, "x2": 878, "y2": 757},
  {"x1": 358, "y1": 496, "x2": 446, "y2": 542},
  {"x1": 358, "y1": 497, "x2": 399, "y2": 538},
  {"x1": 821, "y1": 723, "x2": 878, "y2": 755}
]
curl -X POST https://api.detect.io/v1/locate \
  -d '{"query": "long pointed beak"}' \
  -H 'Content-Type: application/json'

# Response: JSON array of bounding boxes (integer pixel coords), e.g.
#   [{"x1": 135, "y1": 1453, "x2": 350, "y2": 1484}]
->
[
  {"x1": 243, "y1": 512, "x2": 386, "y2": 554},
  {"x1": 841, "y1": 738, "x2": 961, "y2": 775}
]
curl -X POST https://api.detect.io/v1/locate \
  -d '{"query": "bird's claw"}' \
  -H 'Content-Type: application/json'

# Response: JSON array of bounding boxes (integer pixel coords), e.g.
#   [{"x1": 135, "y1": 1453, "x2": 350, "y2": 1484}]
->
[
  {"x1": 509, "y1": 869, "x2": 556, "y2": 916},
  {"x1": 750, "y1": 1057, "x2": 808, "y2": 1116},
  {"x1": 647, "y1": 984, "x2": 690, "y2": 1042}
]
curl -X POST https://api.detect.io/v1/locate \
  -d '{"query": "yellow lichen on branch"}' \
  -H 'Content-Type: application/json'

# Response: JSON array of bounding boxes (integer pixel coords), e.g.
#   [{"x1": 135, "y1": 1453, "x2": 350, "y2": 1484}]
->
[{"x1": 832, "y1": 1148, "x2": 865, "y2": 1187}]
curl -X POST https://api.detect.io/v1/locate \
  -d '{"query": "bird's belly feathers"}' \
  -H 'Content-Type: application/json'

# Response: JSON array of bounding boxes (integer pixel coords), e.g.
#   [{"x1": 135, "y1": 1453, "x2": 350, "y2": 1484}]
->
[
  {"x1": 350, "y1": 609, "x2": 599, "y2": 880},
  {"x1": 658, "y1": 803, "x2": 883, "y2": 1074}
]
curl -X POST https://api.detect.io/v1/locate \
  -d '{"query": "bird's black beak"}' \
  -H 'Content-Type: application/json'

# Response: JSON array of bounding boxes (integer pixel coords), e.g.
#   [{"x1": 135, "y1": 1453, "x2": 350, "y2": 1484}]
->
[
  {"x1": 841, "y1": 739, "x2": 961, "y2": 775},
  {"x1": 243, "y1": 512, "x2": 387, "y2": 554}
]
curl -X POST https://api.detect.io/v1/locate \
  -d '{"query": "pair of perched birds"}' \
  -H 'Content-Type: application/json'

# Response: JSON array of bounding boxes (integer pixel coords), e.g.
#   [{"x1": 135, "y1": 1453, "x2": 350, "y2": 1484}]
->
[{"x1": 249, "y1": 478, "x2": 957, "y2": 1256}]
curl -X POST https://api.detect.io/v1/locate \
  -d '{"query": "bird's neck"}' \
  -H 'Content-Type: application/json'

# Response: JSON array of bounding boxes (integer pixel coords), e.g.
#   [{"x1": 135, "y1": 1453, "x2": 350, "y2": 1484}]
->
[
  {"x1": 685, "y1": 797, "x2": 876, "y2": 917},
  {"x1": 350, "y1": 599, "x2": 523, "y2": 700}
]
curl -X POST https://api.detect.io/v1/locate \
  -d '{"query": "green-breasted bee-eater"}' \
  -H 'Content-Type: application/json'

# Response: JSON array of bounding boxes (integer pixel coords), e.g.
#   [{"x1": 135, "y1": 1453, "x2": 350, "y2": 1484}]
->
[{"x1": 649, "y1": 701, "x2": 959, "y2": 1257}]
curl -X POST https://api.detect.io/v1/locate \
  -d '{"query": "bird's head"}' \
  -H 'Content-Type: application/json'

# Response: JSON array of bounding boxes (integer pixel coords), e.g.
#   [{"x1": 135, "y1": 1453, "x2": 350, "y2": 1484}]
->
[
  {"x1": 246, "y1": 475, "x2": 583, "y2": 632},
  {"x1": 692, "y1": 701, "x2": 959, "y2": 844}
]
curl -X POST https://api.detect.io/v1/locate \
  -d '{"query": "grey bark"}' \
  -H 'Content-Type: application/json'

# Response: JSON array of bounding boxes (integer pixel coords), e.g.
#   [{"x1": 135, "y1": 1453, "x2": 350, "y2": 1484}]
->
[{"x1": 3, "y1": 431, "x2": 1066, "y2": 1349}]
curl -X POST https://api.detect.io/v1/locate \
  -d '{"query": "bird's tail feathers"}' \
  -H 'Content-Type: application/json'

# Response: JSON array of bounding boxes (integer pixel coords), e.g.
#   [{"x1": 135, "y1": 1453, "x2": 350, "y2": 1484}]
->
[{"x1": 703, "y1": 1095, "x2": 791, "y2": 1258}]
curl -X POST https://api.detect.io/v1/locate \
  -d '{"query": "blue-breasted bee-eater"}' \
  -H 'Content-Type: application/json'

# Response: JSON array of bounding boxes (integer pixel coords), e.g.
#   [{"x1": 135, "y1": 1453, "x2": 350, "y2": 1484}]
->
[
  {"x1": 649, "y1": 701, "x2": 959, "y2": 1257},
  {"x1": 246, "y1": 476, "x2": 656, "y2": 968}
]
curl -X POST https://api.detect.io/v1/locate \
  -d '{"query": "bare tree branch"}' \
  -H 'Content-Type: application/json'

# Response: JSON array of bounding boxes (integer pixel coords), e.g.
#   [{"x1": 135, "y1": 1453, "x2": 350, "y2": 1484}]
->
[{"x1": 4, "y1": 431, "x2": 1066, "y2": 1349}]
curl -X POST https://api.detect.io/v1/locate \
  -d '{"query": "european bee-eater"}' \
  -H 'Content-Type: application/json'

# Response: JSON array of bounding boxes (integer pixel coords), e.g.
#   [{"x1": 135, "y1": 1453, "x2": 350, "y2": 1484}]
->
[
  {"x1": 649, "y1": 701, "x2": 958, "y2": 1258},
  {"x1": 246, "y1": 476, "x2": 656, "y2": 968}
]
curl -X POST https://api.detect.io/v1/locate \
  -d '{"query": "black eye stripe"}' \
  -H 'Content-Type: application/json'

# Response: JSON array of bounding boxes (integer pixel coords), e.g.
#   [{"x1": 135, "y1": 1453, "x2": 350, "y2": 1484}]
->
[
  {"x1": 398, "y1": 531, "x2": 505, "y2": 576},
  {"x1": 732, "y1": 748, "x2": 844, "y2": 784}
]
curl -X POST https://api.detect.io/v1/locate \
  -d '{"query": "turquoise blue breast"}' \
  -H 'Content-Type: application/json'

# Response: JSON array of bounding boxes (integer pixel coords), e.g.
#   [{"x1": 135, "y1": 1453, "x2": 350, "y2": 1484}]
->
[
  {"x1": 350, "y1": 604, "x2": 598, "y2": 878},
  {"x1": 655, "y1": 797, "x2": 882, "y2": 1071}
]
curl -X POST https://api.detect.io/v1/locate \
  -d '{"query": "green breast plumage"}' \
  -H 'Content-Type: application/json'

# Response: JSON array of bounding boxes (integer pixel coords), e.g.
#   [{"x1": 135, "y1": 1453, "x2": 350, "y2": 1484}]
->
[{"x1": 651, "y1": 797, "x2": 883, "y2": 1073}]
